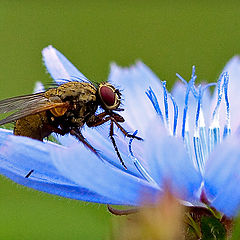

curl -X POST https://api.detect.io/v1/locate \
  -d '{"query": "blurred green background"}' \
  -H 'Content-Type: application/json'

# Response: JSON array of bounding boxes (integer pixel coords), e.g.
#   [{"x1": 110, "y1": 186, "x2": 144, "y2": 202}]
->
[{"x1": 0, "y1": 0, "x2": 240, "y2": 239}]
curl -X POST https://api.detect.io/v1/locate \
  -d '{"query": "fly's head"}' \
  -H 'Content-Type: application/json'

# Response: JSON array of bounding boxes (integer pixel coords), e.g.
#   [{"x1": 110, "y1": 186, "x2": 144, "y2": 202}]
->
[{"x1": 97, "y1": 83, "x2": 121, "y2": 111}]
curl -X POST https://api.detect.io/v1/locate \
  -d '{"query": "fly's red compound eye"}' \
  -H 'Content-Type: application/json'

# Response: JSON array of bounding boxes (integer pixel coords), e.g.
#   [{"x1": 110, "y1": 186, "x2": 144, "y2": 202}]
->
[
  {"x1": 98, "y1": 83, "x2": 121, "y2": 110},
  {"x1": 99, "y1": 86, "x2": 115, "y2": 106}
]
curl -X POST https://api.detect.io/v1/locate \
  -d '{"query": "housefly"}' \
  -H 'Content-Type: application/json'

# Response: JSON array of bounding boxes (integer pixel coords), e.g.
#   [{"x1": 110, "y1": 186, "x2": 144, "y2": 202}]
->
[{"x1": 0, "y1": 46, "x2": 142, "y2": 177}]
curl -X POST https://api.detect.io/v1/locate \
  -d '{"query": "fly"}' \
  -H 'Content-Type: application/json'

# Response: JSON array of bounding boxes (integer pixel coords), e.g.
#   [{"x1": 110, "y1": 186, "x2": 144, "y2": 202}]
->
[{"x1": 0, "y1": 47, "x2": 142, "y2": 177}]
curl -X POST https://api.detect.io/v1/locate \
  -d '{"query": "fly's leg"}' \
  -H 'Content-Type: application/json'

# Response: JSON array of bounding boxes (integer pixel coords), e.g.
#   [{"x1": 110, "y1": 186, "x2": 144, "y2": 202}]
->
[
  {"x1": 87, "y1": 112, "x2": 143, "y2": 169},
  {"x1": 44, "y1": 124, "x2": 66, "y2": 136},
  {"x1": 109, "y1": 121, "x2": 127, "y2": 169},
  {"x1": 70, "y1": 129, "x2": 101, "y2": 159},
  {"x1": 110, "y1": 115, "x2": 143, "y2": 141},
  {"x1": 87, "y1": 113, "x2": 130, "y2": 169}
]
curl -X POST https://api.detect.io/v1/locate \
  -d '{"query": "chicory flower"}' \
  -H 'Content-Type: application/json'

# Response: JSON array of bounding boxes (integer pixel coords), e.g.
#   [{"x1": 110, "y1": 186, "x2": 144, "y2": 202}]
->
[{"x1": 0, "y1": 46, "x2": 240, "y2": 217}]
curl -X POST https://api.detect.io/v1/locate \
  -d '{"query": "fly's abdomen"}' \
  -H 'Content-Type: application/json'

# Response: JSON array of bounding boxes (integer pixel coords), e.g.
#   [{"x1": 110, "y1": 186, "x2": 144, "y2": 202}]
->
[{"x1": 14, "y1": 112, "x2": 51, "y2": 141}]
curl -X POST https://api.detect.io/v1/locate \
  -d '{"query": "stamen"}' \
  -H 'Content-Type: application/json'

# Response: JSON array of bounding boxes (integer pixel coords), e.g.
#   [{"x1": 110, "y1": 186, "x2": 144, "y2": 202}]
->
[
  {"x1": 176, "y1": 66, "x2": 198, "y2": 166},
  {"x1": 212, "y1": 73, "x2": 225, "y2": 120},
  {"x1": 162, "y1": 81, "x2": 170, "y2": 133},
  {"x1": 202, "y1": 83, "x2": 217, "y2": 91},
  {"x1": 194, "y1": 86, "x2": 208, "y2": 174},
  {"x1": 181, "y1": 67, "x2": 197, "y2": 139},
  {"x1": 146, "y1": 87, "x2": 164, "y2": 122},
  {"x1": 176, "y1": 66, "x2": 198, "y2": 98},
  {"x1": 197, "y1": 86, "x2": 208, "y2": 157},
  {"x1": 195, "y1": 85, "x2": 202, "y2": 127},
  {"x1": 223, "y1": 73, "x2": 231, "y2": 138},
  {"x1": 223, "y1": 125, "x2": 231, "y2": 138},
  {"x1": 208, "y1": 123, "x2": 220, "y2": 153},
  {"x1": 169, "y1": 94, "x2": 179, "y2": 136},
  {"x1": 193, "y1": 132, "x2": 205, "y2": 175},
  {"x1": 147, "y1": 85, "x2": 178, "y2": 136},
  {"x1": 208, "y1": 73, "x2": 225, "y2": 152},
  {"x1": 184, "y1": 122, "x2": 194, "y2": 166},
  {"x1": 129, "y1": 131, "x2": 160, "y2": 188},
  {"x1": 176, "y1": 73, "x2": 187, "y2": 85}
]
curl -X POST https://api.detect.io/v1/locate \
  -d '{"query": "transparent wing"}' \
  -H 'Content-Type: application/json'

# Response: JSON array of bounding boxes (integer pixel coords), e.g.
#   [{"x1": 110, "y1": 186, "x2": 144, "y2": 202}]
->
[
  {"x1": 0, "y1": 93, "x2": 46, "y2": 113},
  {"x1": 42, "y1": 45, "x2": 91, "y2": 85},
  {"x1": 0, "y1": 93, "x2": 69, "y2": 125}
]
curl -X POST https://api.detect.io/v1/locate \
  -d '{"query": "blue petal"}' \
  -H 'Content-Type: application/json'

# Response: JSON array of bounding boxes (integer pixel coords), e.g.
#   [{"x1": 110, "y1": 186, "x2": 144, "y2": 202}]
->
[
  {"x1": 54, "y1": 124, "x2": 146, "y2": 180},
  {"x1": 108, "y1": 62, "x2": 164, "y2": 137},
  {"x1": 142, "y1": 121, "x2": 202, "y2": 202},
  {"x1": 0, "y1": 135, "x2": 154, "y2": 204},
  {"x1": 204, "y1": 132, "x2": 240, "y2": 216},
  {"x1": 0, "y1": 128, "x2": 12, "y2": 145},
  {"x1": 42, "y1": 45, "x2": 89, "y2": 85},
  {"x1": 50, "y1": 142, "x2": 160, "y2": 205}
]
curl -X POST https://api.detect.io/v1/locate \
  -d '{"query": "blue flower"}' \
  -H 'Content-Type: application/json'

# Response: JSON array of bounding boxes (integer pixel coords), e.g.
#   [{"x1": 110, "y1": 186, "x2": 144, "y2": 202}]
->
[{"x1": 0, "y1": 46, "x2": 240, "y2": 217}]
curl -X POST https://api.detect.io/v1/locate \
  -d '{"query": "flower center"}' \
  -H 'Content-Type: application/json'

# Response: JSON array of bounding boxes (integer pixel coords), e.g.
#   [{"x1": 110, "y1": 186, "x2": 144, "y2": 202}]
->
[{"x1": 145, "y1": 67, "x2": 231, "y2": 176}]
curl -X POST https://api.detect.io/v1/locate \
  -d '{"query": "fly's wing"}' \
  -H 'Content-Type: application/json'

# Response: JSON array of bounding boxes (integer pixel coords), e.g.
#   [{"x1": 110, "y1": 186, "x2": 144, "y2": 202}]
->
[
  {"x1": 42, "y1": 45, "x2": 93, "y2": 85},
  {"x1": 0, "y1": 93, "x2": 69, "y2": 125}
]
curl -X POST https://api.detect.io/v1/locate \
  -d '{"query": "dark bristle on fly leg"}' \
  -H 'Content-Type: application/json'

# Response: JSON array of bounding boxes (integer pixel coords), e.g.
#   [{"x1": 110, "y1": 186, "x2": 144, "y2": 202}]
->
[{"x1": 25, "y1": 169, "x2": 34, "y2": 178}]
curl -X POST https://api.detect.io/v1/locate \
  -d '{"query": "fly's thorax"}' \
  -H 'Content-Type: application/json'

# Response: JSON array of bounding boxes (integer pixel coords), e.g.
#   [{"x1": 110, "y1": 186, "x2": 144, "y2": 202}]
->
[
  {"x1": 44, "y1": 82, "x2": 99, "y2": 130},
  {"x1": 44, "y1": 88, "x2": 58, "y2": 100},
  {"x1": 57, "y1": 82, "x2": 97, "y2": 101},
  {"x1": 57, "y1": 81, "x2": 98, "y2": 118},
  {"x1": 45, "y1": 82, "x2": 97, "y2": 102}
]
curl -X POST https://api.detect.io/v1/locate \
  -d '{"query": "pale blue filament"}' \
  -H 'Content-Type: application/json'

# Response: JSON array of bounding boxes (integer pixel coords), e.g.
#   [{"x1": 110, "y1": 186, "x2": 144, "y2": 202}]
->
[
  {"x1": 146, "y1": 87, "x2": 164, "y2": 122},
  {"x1": 193, "y1": 135, "x2": 205, "y2": 175},
  {"x1": 212, "y1": 72, "x2": 225, "y2": 119},
  {"x1": 162, "y1": 81, "x2": 170, "y2": 132},
  {"x1": 176, "y1": 65, "x2": 198, "y2": 98},
  {"x1": 147, "y1": 85, "x2": 178, "y2": 136},
  {"x1": 208, "y1": 127, "x2": 220, "y2": 153},
  {"x1": 194, "y1": 86, "x2": 208, "y2": 173},
  {"x1": 169, "y1": 94, "x2": 178, "y2": 136},
  {"x1": 129, "y1": 131, "x2": 159, "y2": 187},
  {"x1": 208, "y1": 73, "x2": 225, "y2": 153},
  {"x1": 223, "y1": 73, "x2": 231, "y2": 138},
  {"x1": 179, "y1": 67, "x2": 197, "y2": 139}
]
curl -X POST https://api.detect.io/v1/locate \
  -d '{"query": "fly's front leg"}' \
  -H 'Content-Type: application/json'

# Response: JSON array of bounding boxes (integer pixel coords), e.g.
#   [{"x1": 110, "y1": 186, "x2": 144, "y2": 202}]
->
[
  {"x1": 87, "y1": 113, "x2": 128, "y2": 169},
  {"x1": 86, "y1": 112, "x2": 109, "y2": 127},
  {"x1": 110, "y1": 114, "x2": 143, "y2": 141}
]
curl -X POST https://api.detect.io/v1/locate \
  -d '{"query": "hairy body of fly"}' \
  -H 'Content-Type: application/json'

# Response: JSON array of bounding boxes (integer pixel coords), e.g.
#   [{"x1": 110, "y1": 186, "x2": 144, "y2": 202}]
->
[{"x1": 13, "y1": 81, "x2": 98, "y2": 141}]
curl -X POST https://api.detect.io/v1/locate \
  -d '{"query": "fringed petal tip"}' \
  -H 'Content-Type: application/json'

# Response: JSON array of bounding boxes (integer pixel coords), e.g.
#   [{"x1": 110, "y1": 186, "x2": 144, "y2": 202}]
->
[{"x1": 42, "y1": 45, "x2": 88, "y2": 85}]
